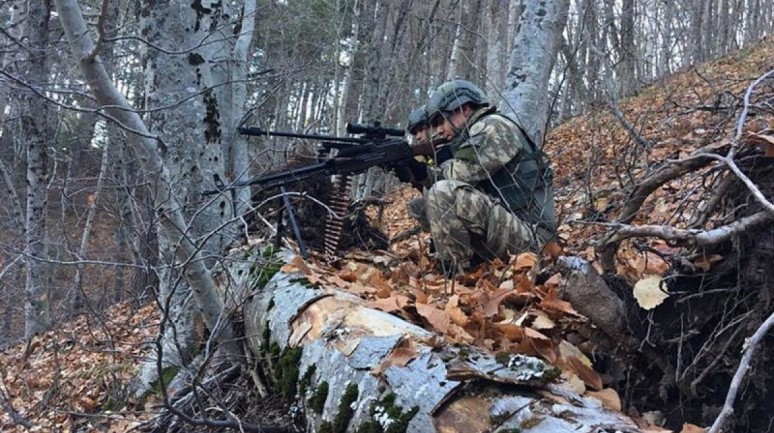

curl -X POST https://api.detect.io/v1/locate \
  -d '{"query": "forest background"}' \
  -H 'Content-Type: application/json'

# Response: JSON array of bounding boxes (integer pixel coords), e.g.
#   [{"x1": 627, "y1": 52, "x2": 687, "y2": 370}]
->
[{"x1": 0, "y1": 0, "x2": 773, "y2": 432}]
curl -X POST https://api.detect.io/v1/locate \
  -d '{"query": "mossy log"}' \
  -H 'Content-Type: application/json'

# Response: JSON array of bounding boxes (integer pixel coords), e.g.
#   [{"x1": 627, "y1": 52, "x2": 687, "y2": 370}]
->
[{"x1": 226, "y1": 247, "x2": 641, "y2": 433}]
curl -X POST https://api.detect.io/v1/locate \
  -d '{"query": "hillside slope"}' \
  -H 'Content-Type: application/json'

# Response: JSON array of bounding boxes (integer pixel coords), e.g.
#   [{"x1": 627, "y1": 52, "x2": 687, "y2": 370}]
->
[{"x1": 1, "y1": 38, "x2": 773, "y2": 433}]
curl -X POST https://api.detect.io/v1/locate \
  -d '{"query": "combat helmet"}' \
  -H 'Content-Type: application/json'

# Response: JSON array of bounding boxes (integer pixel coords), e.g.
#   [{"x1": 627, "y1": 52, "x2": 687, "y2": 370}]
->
[
  {"x1": 406, "y1": 105, "x2": 428, "y2": 134},
  {"x1": 426, "y1": 79, "x2": 489, "y2": 117}
]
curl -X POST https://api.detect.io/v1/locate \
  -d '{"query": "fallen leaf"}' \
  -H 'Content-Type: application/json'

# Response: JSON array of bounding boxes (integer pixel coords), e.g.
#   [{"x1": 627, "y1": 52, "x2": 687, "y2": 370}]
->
[
  {"x1": 280, "y1": 255, "x2": 311, "y2": 274},
  {"x1": 494, "y1": 323, "x2": 525, "y2": 341},
  {"x1": 416, "y1": 303, "x2": 451, "y2": 333},
  {"x1": 587, "y1": 388, "x2": 622, "y2": 411},
  {"x1": 528, "y1": 335, "x2": 558, "y2": 364},
  {"x1": 531, "y1": 310, "x2": 556, "y2": 330},
  {"x1": 566, "y1": 355, "x2": 603, "y2": 391},
  {"x1": 348, "y1": 282, "x2": 376, "y2": 295},
  {"x1": 633, "y1": 275, "x2": 669, "y2": 310},
  {"x1": 511, "y1": 252, "x2": 538, "y2": 271},
  {"x1": 444, "y1": 303, "x2": 469, "y2": 327},
  {"x1": 369, "y1": 296, "x2": 400, "y2": 313},
  {"x1": 558, "y1": 340, "x2": 592, "y2": 367},
  {"x1": 540, "y1": 288, "x2": 584, "y2": 319},
  {"x1": 679, "y1": 423, "x2": 706, "y2": 433}
]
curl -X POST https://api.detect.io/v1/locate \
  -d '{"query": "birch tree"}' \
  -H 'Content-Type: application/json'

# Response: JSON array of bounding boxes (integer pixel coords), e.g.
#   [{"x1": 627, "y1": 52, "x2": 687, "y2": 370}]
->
[
  {"x1": 51, "y1": 0, "x2": 258, "y2": 392},
  {"x1": 504, "y1": 0, "x2": 570, "y2": 145},
  {"x1": 21, "y1": 0, "x2": 53, "y2": 339}
]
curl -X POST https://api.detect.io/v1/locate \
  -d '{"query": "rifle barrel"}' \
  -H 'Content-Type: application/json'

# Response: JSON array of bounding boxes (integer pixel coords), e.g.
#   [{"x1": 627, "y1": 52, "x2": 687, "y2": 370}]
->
[{"x1": 238, "y1": 127, "x2": 365, "y2": 143}]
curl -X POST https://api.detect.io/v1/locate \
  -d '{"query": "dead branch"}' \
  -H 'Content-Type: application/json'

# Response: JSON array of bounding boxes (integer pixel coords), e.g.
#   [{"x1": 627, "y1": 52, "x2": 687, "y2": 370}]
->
[
  {"x1": 597, "y1": 210, "x2": 773, "y2": 248},
  {"x1": 708, "y1": 310, "x2": 774, "y2": 433},
  {"x1": 696, "y1": 152, "x2": 774, "y2": 215},
  {"x1": 607, "y1": 97, "x2": 653, "y2": 150},
  {"x1": 597, "y1": 144, "x2": 727, "y2": 271},
  {"x1": 733, "y1": 69, "x2": 774, "y2": 146},
  {"x1": 390, "y1": 224, "x2": 423, "y2": 243}
]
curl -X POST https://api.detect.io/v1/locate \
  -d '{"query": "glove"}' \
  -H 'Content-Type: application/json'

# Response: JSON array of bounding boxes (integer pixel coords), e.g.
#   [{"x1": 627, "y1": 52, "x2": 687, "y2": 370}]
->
[
  {"x1": 433, "y1": 145, "x2": 453, "y2": 165},
  {"x1": 392, "y1": 158, "x2": 428, "y2": 187}
]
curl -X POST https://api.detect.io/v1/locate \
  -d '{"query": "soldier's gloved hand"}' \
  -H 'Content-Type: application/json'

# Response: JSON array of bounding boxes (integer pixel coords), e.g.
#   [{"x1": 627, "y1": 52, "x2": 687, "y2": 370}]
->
[
  {"x1": 433, "y1": 145, "x2": 453, "y2": 165},
  {"x1": 392, "y1": 158, "x2": 428, "y2": 188}
]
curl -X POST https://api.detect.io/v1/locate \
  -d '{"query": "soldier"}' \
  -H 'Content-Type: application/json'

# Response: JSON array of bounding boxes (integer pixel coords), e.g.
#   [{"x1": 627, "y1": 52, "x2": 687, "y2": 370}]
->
[{"x1": 417, "y1": 79, "x2": 556, "y2": 273}]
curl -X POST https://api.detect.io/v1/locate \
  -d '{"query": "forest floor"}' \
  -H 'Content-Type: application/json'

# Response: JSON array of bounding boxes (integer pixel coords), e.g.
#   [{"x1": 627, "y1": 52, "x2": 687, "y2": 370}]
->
[{"x1": 1, "y1": 38, "x2": 773, "y2": 433}]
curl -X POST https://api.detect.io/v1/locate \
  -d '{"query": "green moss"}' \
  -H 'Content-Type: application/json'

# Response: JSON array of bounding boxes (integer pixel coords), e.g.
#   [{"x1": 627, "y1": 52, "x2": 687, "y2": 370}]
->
[
  {"x1": 299, "y1": 364, "x2": 317, "y2": 394},
  {"x1": 308, "y1": 381, "x2": 329, "y2": 414},
  {"x1": 495, "y1": 351, "x2": 512, "y2": 364},
  {"x1": 261, "y1": 321, "x2": 272, "y2": 351},
  {"x1": 356, "y1": 420, "x2": 382, "y2": 433},
  {"x1": 319, "y1": 421, "x2": 333, "y2": 433},
  {"x1": 330, "y1": 383, "x2": 359, "y2": 433},
  {"x1": 458, "y1": 346, "x2": 470, "y2": 360},
  {"x1": 355, "y1": 392, "x2": 418, "y2": 433},
  {"x1": 520, "y1": 417, "x2": 544, "y2": 430},
  {"x1": 276, "y1": 346, "x2": 303, "y2": 400},
  {"x1": 151, "y1": 366, "x2": 179, "y2": 395},
  {"x1": 249, "y1": 246, "x2": 283, "y2": 289},
  {"x1": 269, "y1": 341, "x2": 281, "y2": 358}
]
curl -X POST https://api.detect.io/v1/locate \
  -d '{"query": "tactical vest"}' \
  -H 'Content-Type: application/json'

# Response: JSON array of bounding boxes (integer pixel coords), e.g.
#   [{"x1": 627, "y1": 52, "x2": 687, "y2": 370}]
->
[{"x1": 457, "y1": 109, "x2": 556, "y2": 242}]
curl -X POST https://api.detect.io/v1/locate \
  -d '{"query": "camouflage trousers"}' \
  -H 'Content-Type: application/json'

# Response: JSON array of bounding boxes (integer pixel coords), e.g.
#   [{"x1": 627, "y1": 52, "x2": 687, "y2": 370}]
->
[{"x1": 412, "y1": 179, "x2": 541, "y2": 267}]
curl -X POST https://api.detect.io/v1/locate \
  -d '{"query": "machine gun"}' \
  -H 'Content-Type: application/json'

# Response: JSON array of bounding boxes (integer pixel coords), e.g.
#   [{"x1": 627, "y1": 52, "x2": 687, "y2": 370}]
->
[
  {"x1": 204, "y1": 122, "x2": 413, "y2": 257},
  {"x1": 203, "y1": 122, "x2": 411, "y2": 194}
]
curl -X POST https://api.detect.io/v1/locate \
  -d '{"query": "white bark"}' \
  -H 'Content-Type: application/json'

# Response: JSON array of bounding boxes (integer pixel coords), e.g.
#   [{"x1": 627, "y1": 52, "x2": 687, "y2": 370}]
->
[
  {"x1": 504, "y1": 0, "x2": 570, "y2": 145},
  {"x1": 22, "y1": 0, "x2": 52, "y2": 339},
  {"x1": 53, "y1": 0, "x2": 239, "y2": 371},
  {"x1": 233, "y1": 248, "x2": 643, "y2": 433}
]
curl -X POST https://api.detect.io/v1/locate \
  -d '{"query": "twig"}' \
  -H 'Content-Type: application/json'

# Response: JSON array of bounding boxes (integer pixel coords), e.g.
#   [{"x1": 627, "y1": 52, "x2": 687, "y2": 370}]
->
[
  {"x1": 0, "y1": 389, "x2": 33, "y2": 430},
  {"x1": 708, "y1": 310, "x2": 774, "y2": 433},
  {"x1": 598, "y1": 210, "x2": 773, "y2": 247}
]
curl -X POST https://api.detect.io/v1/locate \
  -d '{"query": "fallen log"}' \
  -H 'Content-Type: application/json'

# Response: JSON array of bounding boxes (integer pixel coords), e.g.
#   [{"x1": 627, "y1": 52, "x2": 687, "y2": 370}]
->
[{"x1": 227, "y1": 246, "x2": 643, "y2": 433}]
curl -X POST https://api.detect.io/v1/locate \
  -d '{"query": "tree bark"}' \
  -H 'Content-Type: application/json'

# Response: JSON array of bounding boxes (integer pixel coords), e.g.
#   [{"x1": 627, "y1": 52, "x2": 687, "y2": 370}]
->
[
  {"x1": 504, "y1": 0, "x2": 569, "y2": 145},
  {"x1": 22, "y1": 0, "x2": 52, "y2": 339},
  {"x1": 53, "y1": 0, "x2": 241, "y2": 391},
  {"x1": 234, "y1": 248, "x2": 643, "y2": 433}
]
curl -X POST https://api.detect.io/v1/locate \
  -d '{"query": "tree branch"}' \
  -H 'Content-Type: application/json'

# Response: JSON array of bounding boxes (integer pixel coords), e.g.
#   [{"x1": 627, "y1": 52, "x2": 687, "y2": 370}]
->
[
  {"x1": 708, "y1": 310, "x2": 774, "y2": 433},
  {"x1": 597, "y1": 210, "x2": 773, "y2": 248}
]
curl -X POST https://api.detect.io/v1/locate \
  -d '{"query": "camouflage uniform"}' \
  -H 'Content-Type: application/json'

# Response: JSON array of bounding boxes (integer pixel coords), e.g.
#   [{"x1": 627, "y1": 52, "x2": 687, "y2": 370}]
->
[{"x1": 425, "y1": 106, "x2": 556, "y2": 267}]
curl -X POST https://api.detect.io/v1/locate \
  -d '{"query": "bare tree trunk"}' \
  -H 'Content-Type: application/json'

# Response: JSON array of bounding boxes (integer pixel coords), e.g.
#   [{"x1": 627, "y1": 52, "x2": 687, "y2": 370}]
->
[
  {"x1": 446, "y1": 5, "x2": 463, "y2": 80},
  {"x1": 22, "y1": 0, "x2": 52, "y2": 339},
  {"x1": 504, "y1": 0, "x2": 570, "y2": 145},
  {"x1": 619, "y1": 0, "x2": 636, "y2": 96},
  {"x1": 659, "y1": 0, "x2": 675, "y2": 76},
  {"x1": 53, "y1": 0, "x2": 242, "y2": 395},
  {"x1": 70, "y1": 140, "x2": 110, "y2": 310}
]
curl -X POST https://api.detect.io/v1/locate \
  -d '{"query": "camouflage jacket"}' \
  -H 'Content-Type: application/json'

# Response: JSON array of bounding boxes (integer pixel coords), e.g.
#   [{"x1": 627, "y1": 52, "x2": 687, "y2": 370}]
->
[{"x1": 436, "y1": 106, "x2": 556, "y2": 235}]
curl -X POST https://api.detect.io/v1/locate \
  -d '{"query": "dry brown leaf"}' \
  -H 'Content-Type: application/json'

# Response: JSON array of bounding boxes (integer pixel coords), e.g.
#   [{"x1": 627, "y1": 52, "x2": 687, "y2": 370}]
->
[
  {"x1": 494, "y1": 323, "x2": 525, "y2": 341},
  {"x1": 527, "y1": 335, "x2": 558, "y2": 363},
  {"x1": 416, "y1": 303, "x2": 451, "y2": 333},
  {"x1": 540, "y1": 288, "x2": 584, "y2": 318},
  {"x1": 587, "y1": 388, "x2": 622, "y2": 411},
  {"x1": 679, "y1": 423, "x2": 706, "y2": 433},
  {"x1": 338, "y1": 269, "x2": 359, "y2": 282},
  {"x1": 542, "y1": 272, "x2": 563, "y2": 289},
  {"x1": 444, "y1": 303, "x2": 469, "y2": 327},
  {"x1": 280, "y1": 255, "x2": 311, "y2": 274},
  {"x1": 566, "y1": 355, "x2": 603, "y2": 391},
  {"x1": 325, "y1": 274, "x2": 351, "y2": 290},
  {"x1": 448, "y1": 324, "x2": 476, "y2": 343},
  {"x1": 348, "y1": 282, "x2": 376, "y2": 295},
  {"x1": 511, "y1": 252, "x2": 538, "y2": 271},
  {"x1": 369, "y1": 296, "x2": 400, "y2": 313}
]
